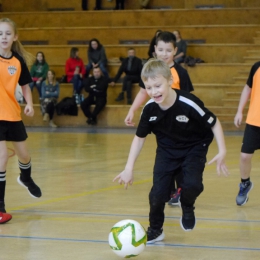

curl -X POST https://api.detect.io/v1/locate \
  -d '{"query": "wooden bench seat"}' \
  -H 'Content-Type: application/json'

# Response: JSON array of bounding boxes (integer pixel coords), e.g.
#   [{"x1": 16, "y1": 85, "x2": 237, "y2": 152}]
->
[
  {"x1": 6, "y1": 8, "x2": 260, "y2": 27},
  {"x1": 24, "y1": 44, "x2": 259, "y2": 66},
  {"x1": 18, "y1": 25, "x2": 260, "y2": 45}
]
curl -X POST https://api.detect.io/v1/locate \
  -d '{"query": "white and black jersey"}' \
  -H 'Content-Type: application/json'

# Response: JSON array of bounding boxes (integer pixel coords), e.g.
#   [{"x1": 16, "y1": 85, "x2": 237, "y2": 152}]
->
[{"x1": 136, "y1": 89, "x2": 217, "y2": 149}]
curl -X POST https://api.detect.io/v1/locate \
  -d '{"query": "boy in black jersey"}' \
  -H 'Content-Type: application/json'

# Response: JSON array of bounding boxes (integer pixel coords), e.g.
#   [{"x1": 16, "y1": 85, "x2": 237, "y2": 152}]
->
[{"x1": 114, "y1": 59, "x2": 229, "y2": 243}]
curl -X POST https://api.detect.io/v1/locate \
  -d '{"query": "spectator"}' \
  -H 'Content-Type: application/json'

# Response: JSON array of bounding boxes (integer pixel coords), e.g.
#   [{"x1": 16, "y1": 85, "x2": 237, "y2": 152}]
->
[
  {"x1": 86, "y1": 38, "x2": 109, "y2": 79},
  {"x1": 65, "y1": 47, "x2": 86, "y2": 104},
  {"x1": 114, "y1": 0, "x2": 125, "y2": 10},
  {"x1": 148, "y1": 29, "x2": 162, "y2": 58},
  {"x1": 173, "y1": 30, "x2": 187, "y2": 64},
  {"x1": 29, "y1": 51, "x2": 49, "y2": 101},
  {"x1": 41, "y1": 70, "x2": 60, "y2": 128},
  {"x1": 139, "y1": 0, "x2": 150, "y2": 9},
  {"x1": 81, "y1": 66, "x2": 109, "y2": 125},
  {"x1": 112, "y1": 48, "x2": 143, "y2": 105}
]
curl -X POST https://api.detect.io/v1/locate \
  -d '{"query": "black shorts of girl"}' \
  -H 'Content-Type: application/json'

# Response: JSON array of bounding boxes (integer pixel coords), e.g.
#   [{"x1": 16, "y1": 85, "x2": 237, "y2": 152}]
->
[
  {"x1": 0, "y1": 121, "x2": 28, "y2": 142},
  {"x1": 241, "y1": 124, "x2": 260, "y2": 154}
]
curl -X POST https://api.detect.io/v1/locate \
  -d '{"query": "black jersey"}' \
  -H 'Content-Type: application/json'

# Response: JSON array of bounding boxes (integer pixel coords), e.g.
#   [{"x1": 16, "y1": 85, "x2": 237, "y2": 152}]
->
[{"x1": 136, "y1": 89, "x2": 216, "y2": 149}]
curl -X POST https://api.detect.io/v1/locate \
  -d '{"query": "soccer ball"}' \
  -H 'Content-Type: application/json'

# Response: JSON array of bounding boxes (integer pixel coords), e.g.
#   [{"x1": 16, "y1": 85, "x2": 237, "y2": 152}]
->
[{"x1": 108, "y1": 219, "x2": 147, "y2": 258}]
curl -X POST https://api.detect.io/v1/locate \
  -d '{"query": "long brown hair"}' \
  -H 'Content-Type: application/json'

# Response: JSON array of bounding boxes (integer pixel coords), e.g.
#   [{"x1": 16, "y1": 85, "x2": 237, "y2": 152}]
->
[
  {"x1": 0, "y1": 18, "x2": 34, "y2": 64},
  {"x1": 45, "y1": 70, "x2": 57, "y2": 86}
]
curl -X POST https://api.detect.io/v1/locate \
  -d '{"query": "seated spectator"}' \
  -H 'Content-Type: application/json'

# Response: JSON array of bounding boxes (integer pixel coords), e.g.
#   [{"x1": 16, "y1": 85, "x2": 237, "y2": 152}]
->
[
  {"x1": 41, "y1": 70, "x2": 60, "y2": 128},
  {"x1": 111, "y1": 48, "x2": 143, "y2": 105},
  {"x1": 29, "y1": 51, "x2": 49, "y2": 101},
  {"x1": 65, "y1": 47, "x2": 86, "y2": 104},
  {"x1": 173, "y1": 30, "x2": 187, "y2": 64},
  {"x1": 139, "y1": 0, "x2": 149, "y2": 9},
  {"x1": 147, "y1": 29, "x2": 162, "y2": 58},
  {"x1": 114, "y1": 0, "x2": 125, "y2": 10},
  {"x1": 85, "y1": 38, "x2": 109, "y2": 79},
  {"x1": 81, "y1": 66, "x2": 109, "y2": 125}
]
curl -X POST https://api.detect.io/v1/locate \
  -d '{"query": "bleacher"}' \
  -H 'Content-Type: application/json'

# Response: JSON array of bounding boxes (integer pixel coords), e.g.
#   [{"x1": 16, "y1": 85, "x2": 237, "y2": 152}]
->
[{"x1": 1, "y1": 0, "x2": 260, "y2": 131}]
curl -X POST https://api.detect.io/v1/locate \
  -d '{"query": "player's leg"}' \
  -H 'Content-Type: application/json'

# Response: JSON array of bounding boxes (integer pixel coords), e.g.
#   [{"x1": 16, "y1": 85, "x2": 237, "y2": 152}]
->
[
  {"x1": 10, "y1": 121, "x2": 41, "y2": 198},
  {"x1": 180, "y1": 145, "x2": 207, "y2": 231},
  {"x1": 235, "y1": 124, "x2": 260, "y2": 205},
  {"x1": 168, "y1": 168, "x2": 182, "y2": 206},
  {"x1": 147, "y1": 153, "x2": 178, "y2": 244}
]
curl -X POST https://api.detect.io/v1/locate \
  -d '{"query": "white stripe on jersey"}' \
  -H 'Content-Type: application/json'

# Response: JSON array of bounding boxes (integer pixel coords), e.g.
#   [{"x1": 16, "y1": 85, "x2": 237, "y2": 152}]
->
[
  {"x1": 140, "y1": 98, "x2": 155, "y2": 117},
  {"x1": 179, "y1": 96, "x2": 205, "y2": 117}
]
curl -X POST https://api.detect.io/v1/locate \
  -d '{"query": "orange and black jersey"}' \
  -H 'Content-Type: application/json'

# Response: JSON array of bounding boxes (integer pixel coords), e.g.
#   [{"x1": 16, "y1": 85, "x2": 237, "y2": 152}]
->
[
  {"x1": 139, "y1": 62, "x2": 194, "y2": 93},
  {"x1": 136, "y1": 89, "x2": 216, "y2": 149},
  {"x1": 246, "y1": 61, "x2": 260, "y2": 127},
  {"x1": 0, "y1": 51, "x2": 32, "y2": 121}
]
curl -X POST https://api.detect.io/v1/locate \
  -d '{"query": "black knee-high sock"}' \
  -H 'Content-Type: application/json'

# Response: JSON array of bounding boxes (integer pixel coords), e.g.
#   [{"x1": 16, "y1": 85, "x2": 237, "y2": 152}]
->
[
  {"x1": 19, "y1": 160, "x2": 31, "y2": 181},
  {"x1": 0, "y1": 171, "x2": 6, "y2": 201}
]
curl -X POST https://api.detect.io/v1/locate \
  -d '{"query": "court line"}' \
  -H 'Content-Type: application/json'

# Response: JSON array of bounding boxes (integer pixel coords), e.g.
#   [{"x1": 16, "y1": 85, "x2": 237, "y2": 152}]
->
[
  {"x1": 11, "y1": 210, "x2": 260, "y2": 224},
  {"x1": 0, "y1": 234, "x2": 259, "y2": 251},
  {"x1": 8, "y1": 178, "x2": 153, "y2": 211}
]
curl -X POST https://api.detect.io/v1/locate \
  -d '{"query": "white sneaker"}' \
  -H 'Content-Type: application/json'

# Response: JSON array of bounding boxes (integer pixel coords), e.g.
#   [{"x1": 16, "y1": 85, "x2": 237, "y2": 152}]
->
[
  {"x1": 49, "y1": 120, "x2": 57, "y2": 128},
  {"x1": 43, "y1": 113, "x2": 49, "y2": 121}
]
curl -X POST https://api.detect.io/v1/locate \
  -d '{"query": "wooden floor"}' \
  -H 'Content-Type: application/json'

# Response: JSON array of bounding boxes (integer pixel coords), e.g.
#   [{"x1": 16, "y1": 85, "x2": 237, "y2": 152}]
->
[{"x1": 1, "y1": 128, "x2": 260, "y2": 260}]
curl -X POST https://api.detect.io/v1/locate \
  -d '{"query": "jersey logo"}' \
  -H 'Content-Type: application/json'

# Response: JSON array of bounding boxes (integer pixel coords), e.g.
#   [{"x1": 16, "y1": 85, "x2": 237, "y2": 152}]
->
[
  {"x1": 149, "y1": 116, "x2": 157, "y2": 121},
  {"x1": 8, "y1": 65, "x2": 17, "y2": 75},
  {"x1": 176, "y1": 115, "x2": 189, "y2": 123}
]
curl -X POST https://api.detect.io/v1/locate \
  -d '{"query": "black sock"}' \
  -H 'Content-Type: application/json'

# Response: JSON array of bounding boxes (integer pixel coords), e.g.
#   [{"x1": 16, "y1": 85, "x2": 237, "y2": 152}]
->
[
  {"x1": 0, "y1": 171, "x2": 6, "y2": 201},
  {"x1": 19, "y1": 160, "x2": 31, "y2": 181},
  {"x1": 241, "y1": 178, "x2": 250, "y2": 186}
]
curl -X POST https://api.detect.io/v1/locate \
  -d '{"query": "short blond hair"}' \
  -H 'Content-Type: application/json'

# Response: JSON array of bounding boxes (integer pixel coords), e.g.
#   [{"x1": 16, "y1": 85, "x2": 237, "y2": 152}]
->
[{"x1": 141, "y1": 58, "x2": 171, "y2": 82}]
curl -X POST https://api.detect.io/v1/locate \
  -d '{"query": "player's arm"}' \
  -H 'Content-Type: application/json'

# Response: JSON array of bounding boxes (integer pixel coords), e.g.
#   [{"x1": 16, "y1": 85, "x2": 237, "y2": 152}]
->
[
  {"x1": 21, "y1": 84, "x2": 34, "y2": 117},
  {"x1": 208, "y1": 118, "x2": 229, "y2": 176},
  {"x1": 125, "y1": 88, "x2": 148, "y2": 126},
  {"x1": 113, "y1": 135, "x2": 146, "y2": 189},
  {"x1": 234, "y1": 84, "x2": 251, "y2": 128}
]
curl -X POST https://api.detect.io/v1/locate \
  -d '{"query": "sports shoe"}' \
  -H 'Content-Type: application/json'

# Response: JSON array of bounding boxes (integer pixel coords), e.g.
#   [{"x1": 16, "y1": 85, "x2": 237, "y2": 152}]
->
[
  {"x1": 49, "y1": 120, "x2": 57, "y2": 128},
  {"x1": 0, "y1": 212, "x2": 12, "y2": 224},
  {"x1": 180, "y1": 205, "x2": 196, "y2": 231},
  {"x1": 168, "y1": 188, "x2": 181, "y2": 206},
  {"x1": 0, "y1": 201, "x2": 6, "y2": 213},
  {"x1": 115, "y1": 92, "x2": 124, "y2": 101},
  {"x1": 236, "y1": 181, "x2": 253, "y2": 206},
  {"x1": 17, "y1": 176, "x2": 42, "y2": 198},
  {"x1": 43, "y1": 113, "x2": 49, "y2": 121},
  {"x1": 146, "y1": 227, "x2": 165, "y2": 244}
]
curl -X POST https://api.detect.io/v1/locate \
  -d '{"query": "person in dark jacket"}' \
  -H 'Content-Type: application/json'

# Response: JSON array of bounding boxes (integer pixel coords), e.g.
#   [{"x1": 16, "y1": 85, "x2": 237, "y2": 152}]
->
[
  {"x1": 111, "y1": 48, "x2": 143, "y2": 104},
  {"x1": 81, "y1": 66, "x2": 109, "y2": 125}
]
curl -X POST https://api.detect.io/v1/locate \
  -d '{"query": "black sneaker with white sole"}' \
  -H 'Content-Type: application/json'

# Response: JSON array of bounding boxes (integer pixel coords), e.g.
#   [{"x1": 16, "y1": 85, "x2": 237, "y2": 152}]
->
[
  {"x1": 180, "y1": 205, "x2": 196, "y2": 231},
  {"x1": 17, "y1": 175, "x2": 42, "y2": 198},
  {"x1": 146, "y1": 227, "x2": 165, "y2": 244}
]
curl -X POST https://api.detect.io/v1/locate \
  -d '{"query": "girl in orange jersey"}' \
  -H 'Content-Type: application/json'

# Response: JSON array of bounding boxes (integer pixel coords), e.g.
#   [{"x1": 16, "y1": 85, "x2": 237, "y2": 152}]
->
[{"x1": 0, "y1": 18, "x2": 42, "y2": 224}]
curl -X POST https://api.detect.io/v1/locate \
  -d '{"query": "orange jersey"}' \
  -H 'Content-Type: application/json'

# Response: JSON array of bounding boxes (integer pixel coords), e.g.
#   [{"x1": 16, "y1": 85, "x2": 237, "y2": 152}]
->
[
  {"x1": 0, "y1": 52, "x2": 32, "y2": 121},
  {"x1": 246, "y1": 62, "x2": 260, "y2": 127},
  {"x1": 170, "y1": 66, "x2": 180, "y2": 89}
]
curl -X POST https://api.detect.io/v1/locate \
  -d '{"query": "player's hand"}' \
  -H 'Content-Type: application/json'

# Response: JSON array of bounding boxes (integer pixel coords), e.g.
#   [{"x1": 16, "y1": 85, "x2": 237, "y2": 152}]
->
[
  {"x1": 208, "y1": 152, "x2": 229, "y2": 177},
  {"x1": 124, "y1": 111, "x2": 135, "y2": 126},
  {"x1": 234, "y1": 112, "x2": 243, "y2": 128},
  {"x1": 24, "y1": 105, "x2": 34, "y2": 117},
  {"x1": 113, "y1": 169, "x2": 134, "y2": 189}
]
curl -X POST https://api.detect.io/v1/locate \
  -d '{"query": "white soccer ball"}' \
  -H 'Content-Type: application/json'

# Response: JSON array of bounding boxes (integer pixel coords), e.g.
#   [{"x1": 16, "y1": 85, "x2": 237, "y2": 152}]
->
[{"x1": 108, "y1": 219, "x2": 147, "y2": 258}]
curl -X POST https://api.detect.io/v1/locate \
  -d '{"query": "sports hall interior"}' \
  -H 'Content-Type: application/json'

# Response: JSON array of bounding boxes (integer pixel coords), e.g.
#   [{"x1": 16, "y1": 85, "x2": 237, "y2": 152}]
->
[{"x1": 1, "y1": 0, "x2": 260, "y2": 259}]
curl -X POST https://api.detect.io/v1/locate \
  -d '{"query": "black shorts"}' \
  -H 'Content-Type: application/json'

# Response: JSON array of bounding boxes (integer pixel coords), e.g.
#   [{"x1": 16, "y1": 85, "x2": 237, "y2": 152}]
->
[
  {"x1": 0, "y1": 121, "x2": 28, "y2": 142},
  {"x1": 241, "y1": 124, "x2": 260, "y2": 154}
]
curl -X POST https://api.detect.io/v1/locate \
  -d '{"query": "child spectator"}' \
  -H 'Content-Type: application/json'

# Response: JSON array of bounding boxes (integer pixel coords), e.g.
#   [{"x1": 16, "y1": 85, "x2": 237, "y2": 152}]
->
[
  {"x1": 65, "y1": 47, "x2": 86, "y2": 104},
  {"x1": 81, "y1": 66, "x2": 109, "y2": 125},
  {"x1": 85, "y1": 38, "x2": 109, "y2": 79},
  {"x1": 41, "y1": 70, "x2": 60, "y2": 128},
  {"x1": 0, "y1": 18, "x2": 42, "y2": 224},
  {"x1": 111, "y1": 48, "x2": 143, "y2": 105},
  {"x1": 113, "y1": 59, "x2": 229, "y2": 243},
  {"x1": 234, "y1": 61, "x2": 260, "y2": 205},
  {"x1": 173, "y1": 30, "x2": 187, "y2": 64},
  {"x1": 29, "y1": 51, "x2": 49, "y2": 100}
]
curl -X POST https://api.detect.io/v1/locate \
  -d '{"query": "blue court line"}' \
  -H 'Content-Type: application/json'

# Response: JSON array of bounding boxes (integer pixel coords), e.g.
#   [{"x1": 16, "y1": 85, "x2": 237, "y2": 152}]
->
[
  {"x1": 12, "y1": 210, "x2": 260, "y2": 223},
  {"x1": 0, "y1": 234, "x2": 259, "y2": 251}
]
